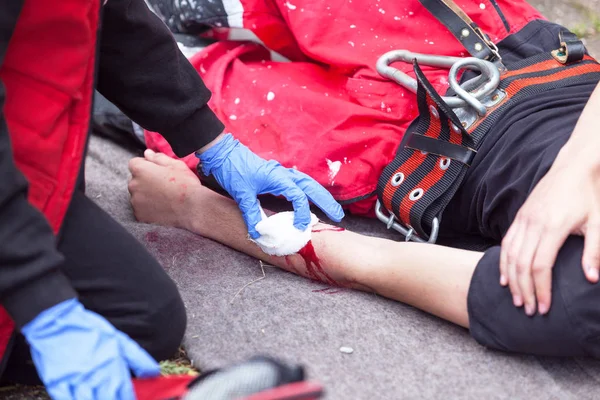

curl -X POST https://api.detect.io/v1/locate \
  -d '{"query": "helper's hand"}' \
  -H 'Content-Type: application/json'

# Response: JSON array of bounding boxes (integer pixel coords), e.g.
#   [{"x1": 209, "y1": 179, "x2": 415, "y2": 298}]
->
[
  {"x1": 500, "y1": 153, "x2": 600, "y2": 316},
  {"x1": 22, "y1": 298, "x2": 160, "y2": 400},
  {"x1": 197, "y1": 134, "x2": 344, "y2": 238}
]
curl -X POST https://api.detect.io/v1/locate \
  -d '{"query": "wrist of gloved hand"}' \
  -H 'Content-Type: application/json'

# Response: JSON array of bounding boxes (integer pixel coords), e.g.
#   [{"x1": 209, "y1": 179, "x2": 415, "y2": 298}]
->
[
  {"x1": 3, "y1": 269, "x2": 78, "y2": 329},
  {"x1": 194, "y1": 132, "x2": 344, "y2": 240},
  {"x1": 21, "y1": 297, "x2": 79, "y2": 337},
  {"x1": 195, "y1": 133, "x2": 238, "y2": 176}
]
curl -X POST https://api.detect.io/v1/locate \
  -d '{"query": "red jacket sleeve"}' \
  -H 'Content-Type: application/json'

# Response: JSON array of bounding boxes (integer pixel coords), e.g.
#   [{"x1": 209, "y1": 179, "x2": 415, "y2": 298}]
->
[{"x1": 0, "y1": 1, "x2": 78, "y2": 328}]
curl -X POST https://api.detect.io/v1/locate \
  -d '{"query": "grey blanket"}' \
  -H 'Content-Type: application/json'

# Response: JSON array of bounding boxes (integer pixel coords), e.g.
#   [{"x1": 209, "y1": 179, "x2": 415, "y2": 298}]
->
[{"x1": 86, "y1": 135, "x2": 600, "y2": 399}]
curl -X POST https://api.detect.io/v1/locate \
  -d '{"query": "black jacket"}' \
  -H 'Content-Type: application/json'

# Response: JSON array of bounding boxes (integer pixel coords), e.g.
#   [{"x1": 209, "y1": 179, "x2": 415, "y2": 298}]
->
[{"x1": 0, "y1": 0, "x2": 224, "y2": 328}]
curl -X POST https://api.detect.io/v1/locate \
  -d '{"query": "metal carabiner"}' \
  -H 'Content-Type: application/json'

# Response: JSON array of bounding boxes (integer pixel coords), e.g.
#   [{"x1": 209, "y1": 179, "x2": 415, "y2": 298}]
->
[{"x1": 375, "y1": 50, "x2": 500, "y2": 116}]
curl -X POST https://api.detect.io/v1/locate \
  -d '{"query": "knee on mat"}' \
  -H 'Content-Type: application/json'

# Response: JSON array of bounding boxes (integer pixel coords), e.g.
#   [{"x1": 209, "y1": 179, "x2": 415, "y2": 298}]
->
[{"x1": 136, "y1": 288, "x2": 187, "y2": 362}]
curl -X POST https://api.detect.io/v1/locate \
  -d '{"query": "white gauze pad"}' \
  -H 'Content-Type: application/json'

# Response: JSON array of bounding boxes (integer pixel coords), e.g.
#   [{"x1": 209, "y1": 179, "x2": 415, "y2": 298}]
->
[{"x1": 252, "y1": 210, "x2": 319, "y2": 256}]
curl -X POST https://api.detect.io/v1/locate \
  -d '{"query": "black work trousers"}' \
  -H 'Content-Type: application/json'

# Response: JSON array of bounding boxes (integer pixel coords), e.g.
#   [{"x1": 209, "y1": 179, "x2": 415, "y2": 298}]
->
[
  {"x1": 2, "y1": 189, "x2": 187, "y2": 384},
  {"x1": 436, "y1": 20, "x2": 600, "y2": 357}
]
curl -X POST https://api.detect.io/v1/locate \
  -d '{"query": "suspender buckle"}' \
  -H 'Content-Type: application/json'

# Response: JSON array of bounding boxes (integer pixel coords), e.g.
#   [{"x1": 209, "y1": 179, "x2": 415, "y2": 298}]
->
[
  {"x1": 474, "y1": 27, "x2": 503, "y2": 63},
  {"x1": 375, "y1": 200, "x2": 440, "y2": 243}
]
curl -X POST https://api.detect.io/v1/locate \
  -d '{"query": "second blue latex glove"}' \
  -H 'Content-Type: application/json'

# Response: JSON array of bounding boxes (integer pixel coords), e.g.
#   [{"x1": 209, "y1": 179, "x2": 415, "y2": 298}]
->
[
  {"x1": 197, "y1": 134, "x2": 344, "y2": 238},
  {"x1": 22, "y1": 298, "x2": 160, "y2": 400}
]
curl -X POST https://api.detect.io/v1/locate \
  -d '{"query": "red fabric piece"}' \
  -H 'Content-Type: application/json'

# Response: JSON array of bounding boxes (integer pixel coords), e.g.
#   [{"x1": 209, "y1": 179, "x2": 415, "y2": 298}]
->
[
  {"x1": 134, "y1": 375, "x2": 196, "y2": 400},
  {"x1": 146, "y1": 0, "x2": 543, "y2": 215},
  {"x1": 0, "y1": 0, "x2": 100, "y2": 362},
  {"x1": 133, "y1": 376, "x2": 324, "y2": 400},
  {"x1": 0, "y1": 308, "x2": 14, "y2": 367}
]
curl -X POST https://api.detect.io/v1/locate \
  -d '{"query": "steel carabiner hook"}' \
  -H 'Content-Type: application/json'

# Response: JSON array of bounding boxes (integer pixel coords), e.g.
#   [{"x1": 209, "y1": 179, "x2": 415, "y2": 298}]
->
[{"x1": 375, "y1": 50, "x2": 500, "y2": 115}]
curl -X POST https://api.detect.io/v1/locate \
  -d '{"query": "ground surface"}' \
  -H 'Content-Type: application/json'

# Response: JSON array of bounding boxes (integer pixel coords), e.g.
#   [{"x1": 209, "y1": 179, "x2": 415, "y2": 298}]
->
[{"x1": 4, "y1": 1, "x2": 600, "y2": 398}]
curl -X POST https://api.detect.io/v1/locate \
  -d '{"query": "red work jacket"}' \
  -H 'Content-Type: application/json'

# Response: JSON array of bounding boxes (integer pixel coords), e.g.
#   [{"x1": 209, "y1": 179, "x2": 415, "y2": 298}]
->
[
  {"x1": 0, "y1": 0, "x2": 100, "y2": 361},
  {"x1": 145, "y1": 0, "x2": 543, "y2": 215}
]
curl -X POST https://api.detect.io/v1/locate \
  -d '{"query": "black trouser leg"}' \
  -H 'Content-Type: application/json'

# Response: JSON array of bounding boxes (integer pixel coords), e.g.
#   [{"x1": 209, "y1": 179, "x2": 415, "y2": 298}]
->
[
  {"x1": 442, "y1": 74, "x2": 600, "y2": 356},
  {"x1": 468, "y1": 237, "x2": 600, "y2": 357},
  {"x1": 2, "y1": 190, "x2": 186, "y2": 383}
]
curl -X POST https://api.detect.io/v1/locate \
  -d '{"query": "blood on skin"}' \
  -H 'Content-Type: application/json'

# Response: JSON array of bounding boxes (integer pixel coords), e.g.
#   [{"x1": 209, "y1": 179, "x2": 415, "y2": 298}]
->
[
  {"x1": 179, "y1": 184, "x2": 187, "y2": 203},
  {"x1": 284, "y1": 256, "x2": 302, "y2": 275},
  {"x1": 286, "y1": 252, "x2": 319, "y2": 281},
  {"x1": 298, "y1": 241, "x2": 339, "y2": 286},
  {"x1": 312, "y1": 227, "x2": 345, "y2": 233}
]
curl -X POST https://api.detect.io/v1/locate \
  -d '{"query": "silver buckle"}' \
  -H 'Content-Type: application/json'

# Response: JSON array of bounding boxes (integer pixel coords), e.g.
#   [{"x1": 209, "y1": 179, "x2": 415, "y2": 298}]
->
[{"x1": 374, "y1": 200, "x2": 439, "y2": 243}]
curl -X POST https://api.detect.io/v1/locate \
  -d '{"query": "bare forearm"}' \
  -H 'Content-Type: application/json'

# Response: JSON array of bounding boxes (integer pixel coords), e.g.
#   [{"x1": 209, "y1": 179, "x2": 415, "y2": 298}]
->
[
  {"x1": 558, "y1": 81, "x2": 600, "y2": 169},
  {"x1": 182, "y1": 186, "x2": 280, "y2": 265},
  {"x1": 183, "y1": 186, "x2": 389, "y2": 284},
  {"x1": 184, "y1": 188, "x2": 482, "y2": 328}
]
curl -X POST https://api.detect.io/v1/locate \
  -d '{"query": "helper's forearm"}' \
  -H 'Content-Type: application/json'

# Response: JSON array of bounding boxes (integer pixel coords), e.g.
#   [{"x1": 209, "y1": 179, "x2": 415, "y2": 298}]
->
[
  {"x1": 184, "y1": 187, "x2": 481, "y2": 328},
  {"x1": 97, "y1": 0, "x2": 224, "y2": 157}
]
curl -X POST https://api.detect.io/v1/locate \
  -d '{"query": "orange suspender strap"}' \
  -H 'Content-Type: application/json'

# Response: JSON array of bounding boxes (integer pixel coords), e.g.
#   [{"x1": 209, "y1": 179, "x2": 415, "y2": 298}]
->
[{"x1": 376, "y1": 54, "x2": 600, "y2": 242}]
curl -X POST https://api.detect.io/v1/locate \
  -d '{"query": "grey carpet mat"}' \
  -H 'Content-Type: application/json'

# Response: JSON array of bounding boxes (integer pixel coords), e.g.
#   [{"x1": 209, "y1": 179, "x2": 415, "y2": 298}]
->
[{"x1": 86, "y1": 135, "x2": 600, "y2": 399}]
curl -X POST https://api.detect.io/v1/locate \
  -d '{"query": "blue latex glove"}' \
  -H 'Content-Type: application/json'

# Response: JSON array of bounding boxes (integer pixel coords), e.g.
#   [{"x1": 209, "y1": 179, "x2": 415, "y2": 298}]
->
[
  {"x1": 21, "y1": 298, "x2": 160, "y2": 400},
  {"x1": 197, "y1": 134, "x2": 344, "y2": 239}
]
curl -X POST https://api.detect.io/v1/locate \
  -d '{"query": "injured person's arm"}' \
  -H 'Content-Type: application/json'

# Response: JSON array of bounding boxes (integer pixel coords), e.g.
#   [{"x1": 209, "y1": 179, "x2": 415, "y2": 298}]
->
[{"x1": 128, "y1": 150, "x2": 483, "y2": 329}]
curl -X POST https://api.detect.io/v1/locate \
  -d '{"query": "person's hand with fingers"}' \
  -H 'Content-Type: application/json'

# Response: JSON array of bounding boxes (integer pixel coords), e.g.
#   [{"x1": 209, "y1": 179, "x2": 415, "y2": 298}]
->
[
  {"x1": 22, "y1": 298, "x2": 160, "y2": 400},
  {"x1": 500, "y1": 81, "x2": 600, "y2": 317},
  {"x1": 500, "y1": 158, "x2": 600, "y2": 316},
  {"x1": 196, "y1": 133, "x2": 344, "y2": 238}
]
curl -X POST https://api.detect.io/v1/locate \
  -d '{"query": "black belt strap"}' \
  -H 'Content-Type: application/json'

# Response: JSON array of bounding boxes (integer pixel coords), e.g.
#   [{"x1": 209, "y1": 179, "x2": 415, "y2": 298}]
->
[
  {"x1": 377, "y1": 55, "x2": 600, "y2": 241},
  {"x1": 418, "y1": 0, "x2": 587, "y2": 65},
  {"x1": 406, "y1": 134, "x2": 476, "y2": 166},
  {"x1": 417, "y1": 0, "x2": 498, "y2": 61}
]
